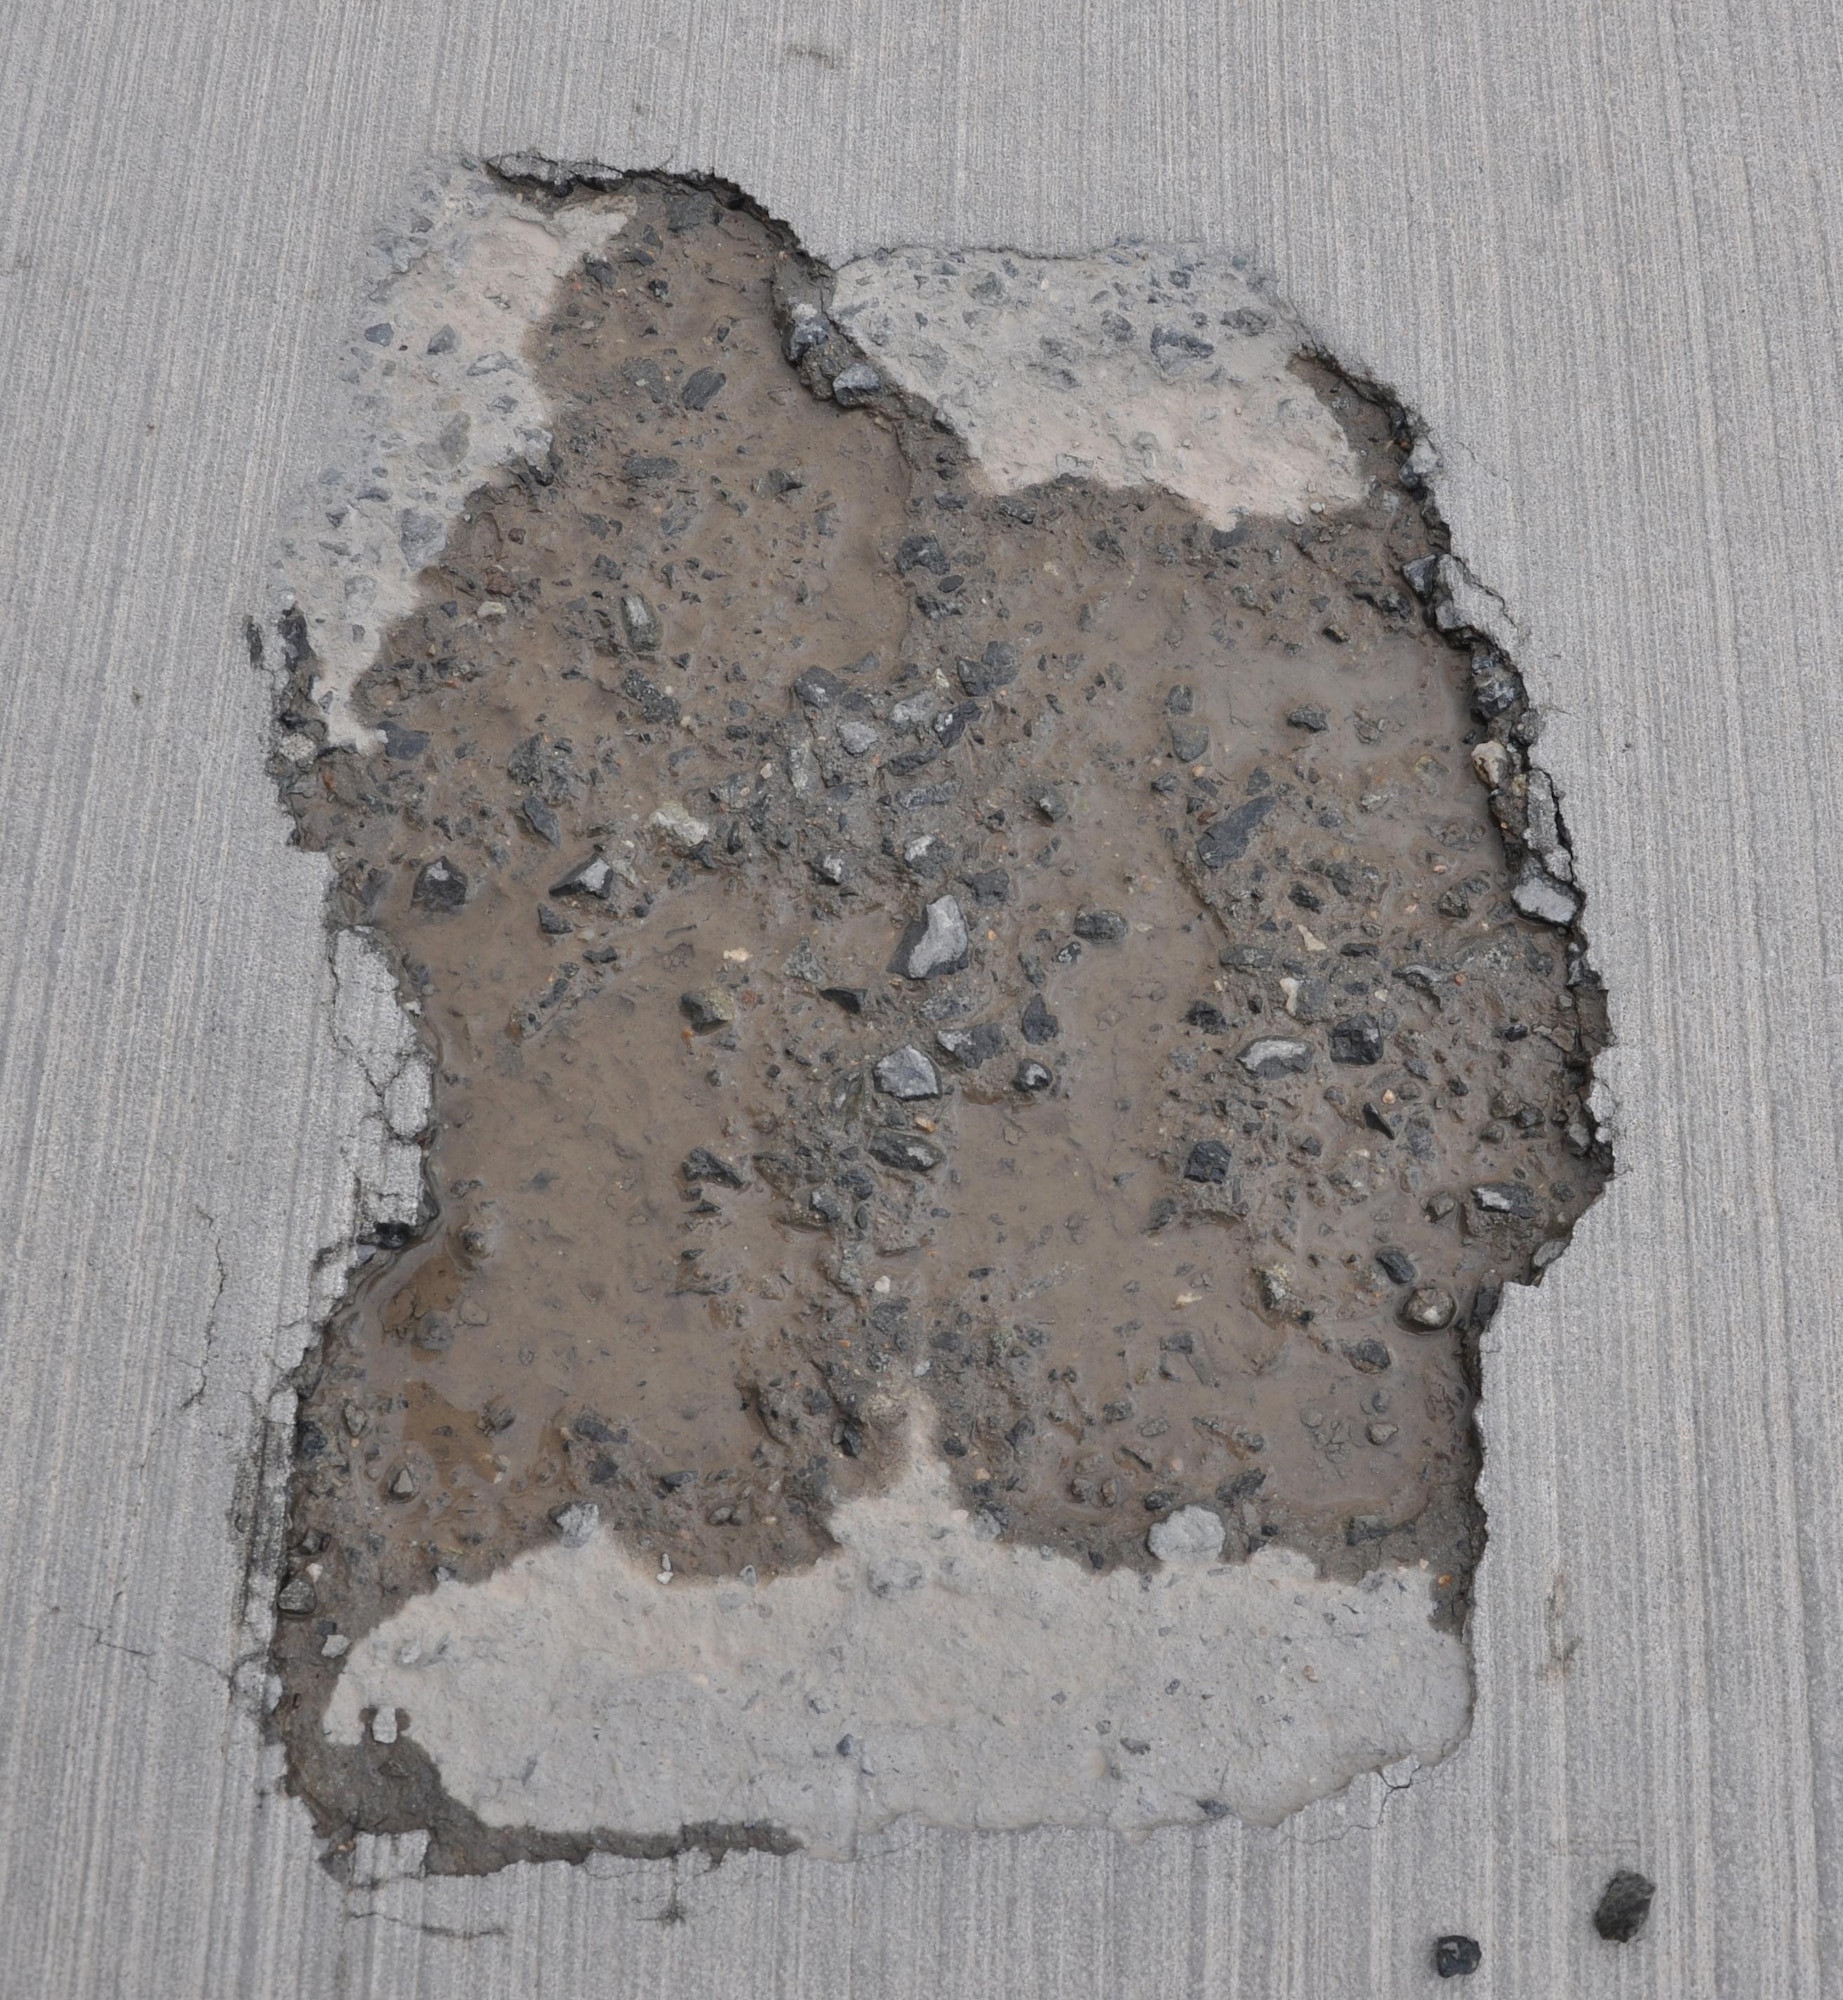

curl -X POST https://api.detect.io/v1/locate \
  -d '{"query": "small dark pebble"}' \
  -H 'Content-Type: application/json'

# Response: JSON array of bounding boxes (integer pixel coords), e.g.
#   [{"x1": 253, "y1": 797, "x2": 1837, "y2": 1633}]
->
[
  {"x1": 819, "y1": 986, "x2": 866, "y2": 1014},
  {"x1": 1346, "y1": 1337, "x2": 1393, "y2": 1373},
  {"x1": 412, "y1": 856, "x2": 468, "y2": 912},
  {"x1": 680, "y1": 366, "x2": 726, "y2": 410},
  {"x1": 1376, "y1": 1247, "x2": 1418, "y2": 1285},
  {"x1": 538, "y1": 905, "x2": 573, "y2": 936},
  {"x1": 1183, "y1": 1140, "x2": 1234, "y2": 1184},
  {"x1": 895, "y1": 533, "x2": 948, "y2": 575},
  {"x1": 1021, "y1": 993, "x2": 1060, "y2": 1044},
  {"x1": 683, "y1": 1148, "x2": 746, "y2": 1189},
  {"x1": 793, "y1": 666, "x2": 843, "y2": 708},
  {"x1": 522, "y1": 794, "x2": 561, "y2": 845},
  {"x1": 1074, "y1": 908, "x2": 1129, "y2": 942},
  {"x1": 1434, "y1": 1934, "x2": 1482, "y2": 1978},
  {"x1": 1287, "y1": 703, "x2": 1329, "y2": 732},
  {"x1": 1329, "y1": 1014, "x2": 1385, "y2": 1064},
  {"x1": 1014, "y1": 1059, "x2": 1053, "y2": 1092},
  {"x1": 583, "y1": 946, "x2": 620, "y2": 966},
  {"x1": 1184, "y1": 1001, "x2": 1228, "y2": 1032},
  {"x1": 1363, "y1": 1101, "x2": 1399, "y2": 1137},
  {"x1": 276, "y1": 1575, "x2": 317, "y2": 1617},
  {"x1": 958, "y1": 641, "x2": 1018, "y2": 697},
  {"x1": 1197, "y1": 795, "x2": 1276, "y2": 870},
  {"x1": 1593, "y1": 1871, "x2": 1656, "y2": 1944}
]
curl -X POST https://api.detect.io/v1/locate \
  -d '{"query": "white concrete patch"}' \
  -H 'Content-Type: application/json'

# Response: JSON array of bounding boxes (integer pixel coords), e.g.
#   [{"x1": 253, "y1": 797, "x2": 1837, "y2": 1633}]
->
[
  {"x1": 268, "y1": 168, "x2": 627, "y2": 745},
  {"x1": 829, "y1": 246, "x2": 1365, "y2": 526},
  {"x1": 324, "y1": 1420, "x2": 1467, "y2": 1857}
]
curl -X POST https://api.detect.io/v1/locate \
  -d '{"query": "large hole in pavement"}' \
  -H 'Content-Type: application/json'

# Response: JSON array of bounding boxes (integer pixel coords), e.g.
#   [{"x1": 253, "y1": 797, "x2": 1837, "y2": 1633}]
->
[{"x1": 266, "y1": 172, "x2": 1609, "y2": 1867}]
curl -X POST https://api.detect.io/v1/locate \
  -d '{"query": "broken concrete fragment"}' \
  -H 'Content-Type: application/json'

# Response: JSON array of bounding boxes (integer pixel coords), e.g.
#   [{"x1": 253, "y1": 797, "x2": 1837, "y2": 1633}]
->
[
  {"x1": 647, "y1": 802, "x2": 711, "y2": 851},
  {"x1": 1147, "y1": 1506, "x2": 1226, "y2": 1564},
  {"x1": 1510, "y1": 863, "x2": 1580, "y2": 925},
  {"x1": 323, "y1": 1437, "x2": 1467, "y2": 1857},
  {"x1": 874, "y1": 1046, "x2": 941, "y2": 1099},
  {"x1": 550, "y1": 1503, "x2": 600, "y2": 1549},
  {"x1": 900, "y1": 895, "x2": 970, "y2": 979}
]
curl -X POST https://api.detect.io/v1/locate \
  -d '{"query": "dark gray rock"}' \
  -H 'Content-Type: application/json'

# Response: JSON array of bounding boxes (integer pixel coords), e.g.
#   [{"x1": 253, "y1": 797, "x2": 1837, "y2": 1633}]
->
[
  {"x1": 679, "y1": 987, "x2": 737, "y2": 1032},
  {"x1": 521, "y1": 794, "x2": 561, "y2": 845},
  {"x1": 793, "y1": 666, "x2": 843, "y2": 708},
  {"x1": 868, "y1": 1131, "x2": 944, "y2": 1173},
  {"x1": 680, "y1": 366, "x2": 726, "y2": 410},
  {"x1": 1329, "y1": 1014, "x2": 1385, "y2": 1064},
  {"x1": 957, "y1": 642, "x2": 1018, "y2": 697},
  {"x1": 1183, "y1": 1140, "x2": 1233, "y2": 1184},
  {"x1": 550, "y1": 853, "x2": 618, "y2": 901},
  {"x1": 832, "y1": 362, "x2": 883, "y2": 406},
  {"x1": 1286, "y1": 703, "x2": 1329, "y2": 732},
  {"x1": 895, "y1": 533, "x2": 948, "y2": 575},
  {"x1": 1238, "y1": 1037, "x2": 1310, "y2": 1080},
  {"x1": 1375, "y1": 1247, "x2": 1417, "y2": 1285},
  {"x1": 1592, "y1": 1871, "x2": 1656, "y2": 1944},
  {"x1": 1021, "y1": 994, "x2": 1060, "y2": 1044},
  {"x1": 785, "y1": 310, "x2": 834, "y2": 362},
  {"x1": 412, "y1": 856, "x2": 468, "y2": 912},
  {"x1": 1471, "y1": 1180, "x2": 1539, "y2": 1220},
  {"x1": 1197, "y1": 795, "x2": 1276, "y2": 869},
  {"x1": 682, "y1": 1148, "x2": 747, "y2": 1189},
  {"x1": 937, "y1": 1022, "x2": 1006, "y2": 1068},
  {"x1": 1013, "y1": 1059, "x2": 1054, "y2": 1092},
  {"x1": 1434, "y1": 1935, "x2": 1482, "y2": 1978},
  {"x1": 1074, "y1": 908, "x2": 1129, "y2": 942}
]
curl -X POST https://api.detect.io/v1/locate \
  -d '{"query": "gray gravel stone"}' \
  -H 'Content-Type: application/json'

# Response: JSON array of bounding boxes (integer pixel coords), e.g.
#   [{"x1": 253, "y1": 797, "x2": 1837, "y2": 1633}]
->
[
  {"x1": 874, "y1": 1046, "x2": 941, "y2": 1099},
  {"x1": 832, "y1": 361, "x2": 883, "y2": 406},
  {"x1": 1238, "y1": 1036, "x2": 1311, "y2": 1079},
  {"x1": 902, "y1": 895, "x2": 970, "y2": 978}
]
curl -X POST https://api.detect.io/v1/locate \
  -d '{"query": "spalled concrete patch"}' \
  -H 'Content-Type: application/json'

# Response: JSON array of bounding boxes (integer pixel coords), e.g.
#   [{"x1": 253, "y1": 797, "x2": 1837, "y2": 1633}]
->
[
  {"x1": 267, "y1": 164, "x2": 629, "y2": 747},
  {"x1": 830, "y1": 246, "x2": 1364, "y2": 527},
  {"x1": 322, "y1": 1412, "x2": 1466, "y2": 1856}
]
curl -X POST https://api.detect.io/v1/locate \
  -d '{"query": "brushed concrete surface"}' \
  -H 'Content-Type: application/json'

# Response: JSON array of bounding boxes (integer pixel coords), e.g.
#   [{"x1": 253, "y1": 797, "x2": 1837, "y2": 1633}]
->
[{"x1": 1, "y1": 0, "x2": 1838, "y2": 1993}]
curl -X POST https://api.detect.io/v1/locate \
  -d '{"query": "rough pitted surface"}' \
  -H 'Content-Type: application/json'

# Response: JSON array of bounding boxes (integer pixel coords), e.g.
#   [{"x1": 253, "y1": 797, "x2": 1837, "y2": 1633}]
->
[{"x1": 268, "y1": 177, "x2": 1608, "y2": 1861}]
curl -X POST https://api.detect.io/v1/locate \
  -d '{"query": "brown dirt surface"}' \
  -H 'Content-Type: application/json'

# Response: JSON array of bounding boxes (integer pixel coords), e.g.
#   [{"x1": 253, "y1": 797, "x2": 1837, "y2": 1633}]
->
[{"x1": 270, "y1": 178, "x2": 1609, "y2": 1844}]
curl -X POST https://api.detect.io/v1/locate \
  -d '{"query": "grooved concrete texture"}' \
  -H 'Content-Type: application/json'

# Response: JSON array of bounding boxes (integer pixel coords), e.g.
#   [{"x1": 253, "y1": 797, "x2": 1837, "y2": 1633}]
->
[{"x1": 0, "y1": 2, "x2": 1837, "y2": 1995}]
